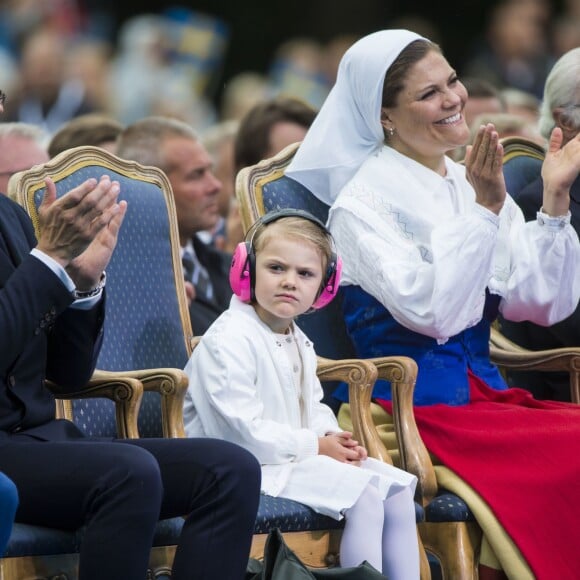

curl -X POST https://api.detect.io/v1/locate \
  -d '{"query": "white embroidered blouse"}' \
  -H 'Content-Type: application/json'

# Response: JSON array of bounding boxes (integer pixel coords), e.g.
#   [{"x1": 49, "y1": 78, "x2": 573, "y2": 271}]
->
[{"x1": 328, "y1": 145, "x2": 580, "y2": 343}]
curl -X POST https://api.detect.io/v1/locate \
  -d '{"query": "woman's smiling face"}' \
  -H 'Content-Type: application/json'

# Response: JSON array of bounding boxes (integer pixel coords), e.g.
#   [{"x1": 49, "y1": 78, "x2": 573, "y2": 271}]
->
[{"x1": 381, "y1": 50, "x2": 470, "y2": 172}]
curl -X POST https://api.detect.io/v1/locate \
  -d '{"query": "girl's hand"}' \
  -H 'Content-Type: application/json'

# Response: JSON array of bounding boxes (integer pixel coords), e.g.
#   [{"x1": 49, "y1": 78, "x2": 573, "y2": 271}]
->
[
  {"x1": 352, "y1": 445, "x2": 368, "y2": 462},
  {"x1": 318, "y1": 432, "x2": 368, "y2": 465}
]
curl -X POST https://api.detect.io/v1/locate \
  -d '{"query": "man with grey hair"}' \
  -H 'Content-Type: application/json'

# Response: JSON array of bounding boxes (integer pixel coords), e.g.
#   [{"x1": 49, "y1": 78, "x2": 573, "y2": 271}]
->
[
  {"x1": 501, "y1": 46, "x2": 580, "y2": 402},
  {"x1": 0, "y1": 122, "x2": 49, "y2": 194},
  {"x1": 116, "y1": 116, "x2": 233, "y2": 334}
]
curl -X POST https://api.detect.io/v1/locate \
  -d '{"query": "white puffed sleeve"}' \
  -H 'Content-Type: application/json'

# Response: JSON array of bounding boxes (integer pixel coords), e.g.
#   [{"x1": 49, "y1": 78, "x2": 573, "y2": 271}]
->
[{"x1": 330, "y1": 197, "x2": 500, "y2": 341}]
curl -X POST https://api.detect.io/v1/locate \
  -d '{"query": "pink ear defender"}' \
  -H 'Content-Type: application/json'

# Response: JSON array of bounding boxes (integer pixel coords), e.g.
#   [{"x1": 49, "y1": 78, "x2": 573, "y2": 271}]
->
[
  {"x1": 311, "y1": 254, "x2": 343, "y2": 309},
  {"x1": 229, "y1": 241, "x2": 253, "y2": 303},
  {"x1": 229, "y1": 209, "x2": 342, "y2": 308}
]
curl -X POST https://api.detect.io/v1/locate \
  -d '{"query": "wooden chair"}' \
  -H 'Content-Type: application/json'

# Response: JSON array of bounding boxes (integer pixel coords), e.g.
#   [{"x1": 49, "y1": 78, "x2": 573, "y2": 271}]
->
[
  {"x1": 3, "y1": 145, "x2": 192, "y2": 579},
  {"x1": 236, "y1": 142, "x2": 432, "y2": 579},
  {"x1": 2, "y1": 145, "x2": 392, "y2": 578}
]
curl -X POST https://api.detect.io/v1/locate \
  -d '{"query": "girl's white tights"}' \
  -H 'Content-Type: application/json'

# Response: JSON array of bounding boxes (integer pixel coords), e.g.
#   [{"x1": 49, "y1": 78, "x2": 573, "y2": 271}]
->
[{"x1": 340, "y1": 484, "x2": 420, "y2": 579}]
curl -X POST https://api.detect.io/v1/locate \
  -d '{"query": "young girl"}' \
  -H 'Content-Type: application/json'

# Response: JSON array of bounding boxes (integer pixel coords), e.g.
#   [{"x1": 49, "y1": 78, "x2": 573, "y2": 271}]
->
[{"x1": 183, "y1": 209, "x2": 420, "y2": 579}]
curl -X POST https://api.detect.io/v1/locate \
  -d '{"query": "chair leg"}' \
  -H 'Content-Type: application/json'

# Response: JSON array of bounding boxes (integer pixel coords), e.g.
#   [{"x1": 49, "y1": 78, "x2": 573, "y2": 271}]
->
[{"x1": 419, "y1": 521, "x2": 480, "y2": 580}]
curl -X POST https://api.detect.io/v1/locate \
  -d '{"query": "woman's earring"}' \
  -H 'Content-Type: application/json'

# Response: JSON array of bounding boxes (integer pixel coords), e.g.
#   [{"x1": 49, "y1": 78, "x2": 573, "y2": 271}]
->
[{"x1": 387, "y1": 127, "x2": 396, "y2": 137}]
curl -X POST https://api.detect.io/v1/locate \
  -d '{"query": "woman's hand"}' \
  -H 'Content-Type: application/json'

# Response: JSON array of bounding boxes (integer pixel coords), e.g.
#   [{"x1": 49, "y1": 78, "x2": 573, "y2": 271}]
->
[
  {"x1": 541, "y1": 127, "x2": 580, "y2": 217},
  {"x1": 465, "y1": 123, "x2": 506, "y2": 215}
]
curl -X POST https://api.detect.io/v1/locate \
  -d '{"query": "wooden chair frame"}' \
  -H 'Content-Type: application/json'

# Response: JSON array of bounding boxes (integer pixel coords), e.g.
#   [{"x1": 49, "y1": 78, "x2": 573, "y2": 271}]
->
[
  {"x1": 3, "y1": 146, "x2": 194, "y2": 579},
  {"x1": 500, "y1": 135, "x2": 545, "y2": 163},
  {"x1": 9, "y1": 146, "x2": 193, "y2": 438}
]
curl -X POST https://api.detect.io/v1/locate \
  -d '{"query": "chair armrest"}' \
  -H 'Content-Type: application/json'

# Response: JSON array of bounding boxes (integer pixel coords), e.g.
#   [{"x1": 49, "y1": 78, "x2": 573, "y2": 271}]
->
[
  {"x1": 110, "y1": 368, "x2": 189, "y2": 438},
  {"x1": 489, "y1": 326, "x2": 527, "y2": 352},
  {"x1": 370, "y1": 356, "x2": 438, "y2": 506},
  {"x1": 47, "y1": 370, "x2": 144, "y2": 439},
  {"x1": 316, "y1": 356, "x2": 393, "y2": 463},
  {"x1": 490, "y1": 344, "x2": 580, "y2": 403}
]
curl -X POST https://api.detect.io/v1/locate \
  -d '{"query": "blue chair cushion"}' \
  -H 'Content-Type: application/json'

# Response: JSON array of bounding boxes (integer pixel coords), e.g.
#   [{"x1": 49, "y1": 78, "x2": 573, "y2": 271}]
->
[
  {"x1": 5, "y1": 496, "x2": 343, "y2": 557},
  {"x1": 503, "y1": 155, "x2": 543, "y2": 202},
  {"x1": 254, "y1": 495, "x2": 343, "y2": 534},
  {"x1": 152, "y1": 517, "x2": 185, "y2": 546},
  {"x1": 33, "y1": 163, "x2": 192, "y2": 439},
  {"x1": 262, "y1": 176, "x2": 330, "y2": 223},
  {"x1": 6, "y1": 494, "x2": 426, "y2": 557},
  {"x1": 5, "y1": 523, "x2": 81, "y2": 557},
  {"x1": 425, "y1": 492, "x2": 475, "y2": 522},
  {"x1": 415, "y1": 500, "x2": 425, "y2": 523},
  {"x1": 254, "y1": 495, "x2": 425, "y2": 533}
]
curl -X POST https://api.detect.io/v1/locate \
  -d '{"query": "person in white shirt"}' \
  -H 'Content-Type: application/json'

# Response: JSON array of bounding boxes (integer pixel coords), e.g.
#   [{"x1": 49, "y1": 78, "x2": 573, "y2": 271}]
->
[{"x1": 184, "y1": 209, "x2": 420, "y2": 579}]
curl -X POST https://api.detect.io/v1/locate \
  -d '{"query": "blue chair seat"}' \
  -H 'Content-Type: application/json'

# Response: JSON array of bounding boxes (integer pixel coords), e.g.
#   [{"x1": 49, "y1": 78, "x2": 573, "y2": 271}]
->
[
  {"x1": 6, "y1": 493, "x2": 427, "y2": 559},
  {"x1": 425, "y1": 492, "x2": 475, "y2": 523},
  {"x1": 254, "y1": 495, "x2": 343, "y2": 534},
  {"x1": 5, "y1": 524, "x2": 82, "y2": 557}
]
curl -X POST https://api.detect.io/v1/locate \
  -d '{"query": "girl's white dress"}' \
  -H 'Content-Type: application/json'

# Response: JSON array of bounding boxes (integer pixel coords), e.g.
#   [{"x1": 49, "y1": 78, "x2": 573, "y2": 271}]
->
[{"x1": 183, "y1": 296, "x2": 416, "y2": 519}]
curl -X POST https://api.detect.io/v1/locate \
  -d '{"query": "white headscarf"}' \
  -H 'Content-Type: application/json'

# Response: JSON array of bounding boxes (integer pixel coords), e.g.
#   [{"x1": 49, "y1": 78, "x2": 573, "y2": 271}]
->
[{"x1": 286, "y1": 29, "x2": 425, "y2": 205}]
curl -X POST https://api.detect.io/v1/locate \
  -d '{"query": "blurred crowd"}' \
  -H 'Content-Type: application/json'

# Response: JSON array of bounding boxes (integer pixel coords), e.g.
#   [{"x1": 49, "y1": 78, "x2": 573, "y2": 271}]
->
[
  {"x1": 0, "y1": 0, "x2": 577, "y2": 135},
  {"x1": 0, "y1": 0, "x2": 579, "y2": 246},
  {"x1": 0, "y1": 0, "x2": 353, "y2": 134}
]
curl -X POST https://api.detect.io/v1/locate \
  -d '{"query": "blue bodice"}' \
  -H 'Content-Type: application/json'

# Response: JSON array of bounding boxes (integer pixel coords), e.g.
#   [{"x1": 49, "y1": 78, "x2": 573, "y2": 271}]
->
[{"x1": 334, "y1": 286, "x2": 508, "y2": 406}]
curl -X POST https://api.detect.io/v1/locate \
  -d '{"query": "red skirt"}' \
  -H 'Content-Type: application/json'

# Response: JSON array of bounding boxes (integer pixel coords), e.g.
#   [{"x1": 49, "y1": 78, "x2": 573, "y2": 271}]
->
[{"x1": 377, "y1": 372, "x2": 580, "y2": 580}]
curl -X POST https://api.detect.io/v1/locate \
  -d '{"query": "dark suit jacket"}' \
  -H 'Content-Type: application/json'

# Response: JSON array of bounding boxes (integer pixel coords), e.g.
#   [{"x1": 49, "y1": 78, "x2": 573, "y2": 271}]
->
[
  {"x1": 500, "y1": 177, "x2": 580, "y2": 400},
  {"x1": 0, "y1": 194, "x2": 104, "y2": 439},
  {"x1": 188, "y1": 236, "x2": 233, "y2": 335}
]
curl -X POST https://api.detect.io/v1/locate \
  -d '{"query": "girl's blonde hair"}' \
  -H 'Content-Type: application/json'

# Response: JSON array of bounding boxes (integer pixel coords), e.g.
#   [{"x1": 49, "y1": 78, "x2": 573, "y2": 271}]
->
[{"x1": 252, "y1": 215, "x2": 333, "y2": 281}]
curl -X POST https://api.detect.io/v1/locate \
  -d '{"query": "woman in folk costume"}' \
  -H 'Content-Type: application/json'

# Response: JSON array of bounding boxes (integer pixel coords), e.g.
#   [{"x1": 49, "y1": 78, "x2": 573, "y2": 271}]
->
[
  {"x1": 183, "y1": 210, "x2": 420, "y2": 579},
  {"x1": 286, "y1": 29, "x2": 580, "y2": 580}
]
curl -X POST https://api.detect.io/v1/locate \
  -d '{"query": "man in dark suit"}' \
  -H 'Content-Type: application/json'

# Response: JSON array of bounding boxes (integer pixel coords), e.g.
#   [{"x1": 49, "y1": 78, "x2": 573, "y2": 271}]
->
[
  {"x1": 0, "y1": 99, "x2": 260, "y2": 578},
  {"x1": 116, "y1": 116, "x2": 233, "y2": 335}
]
